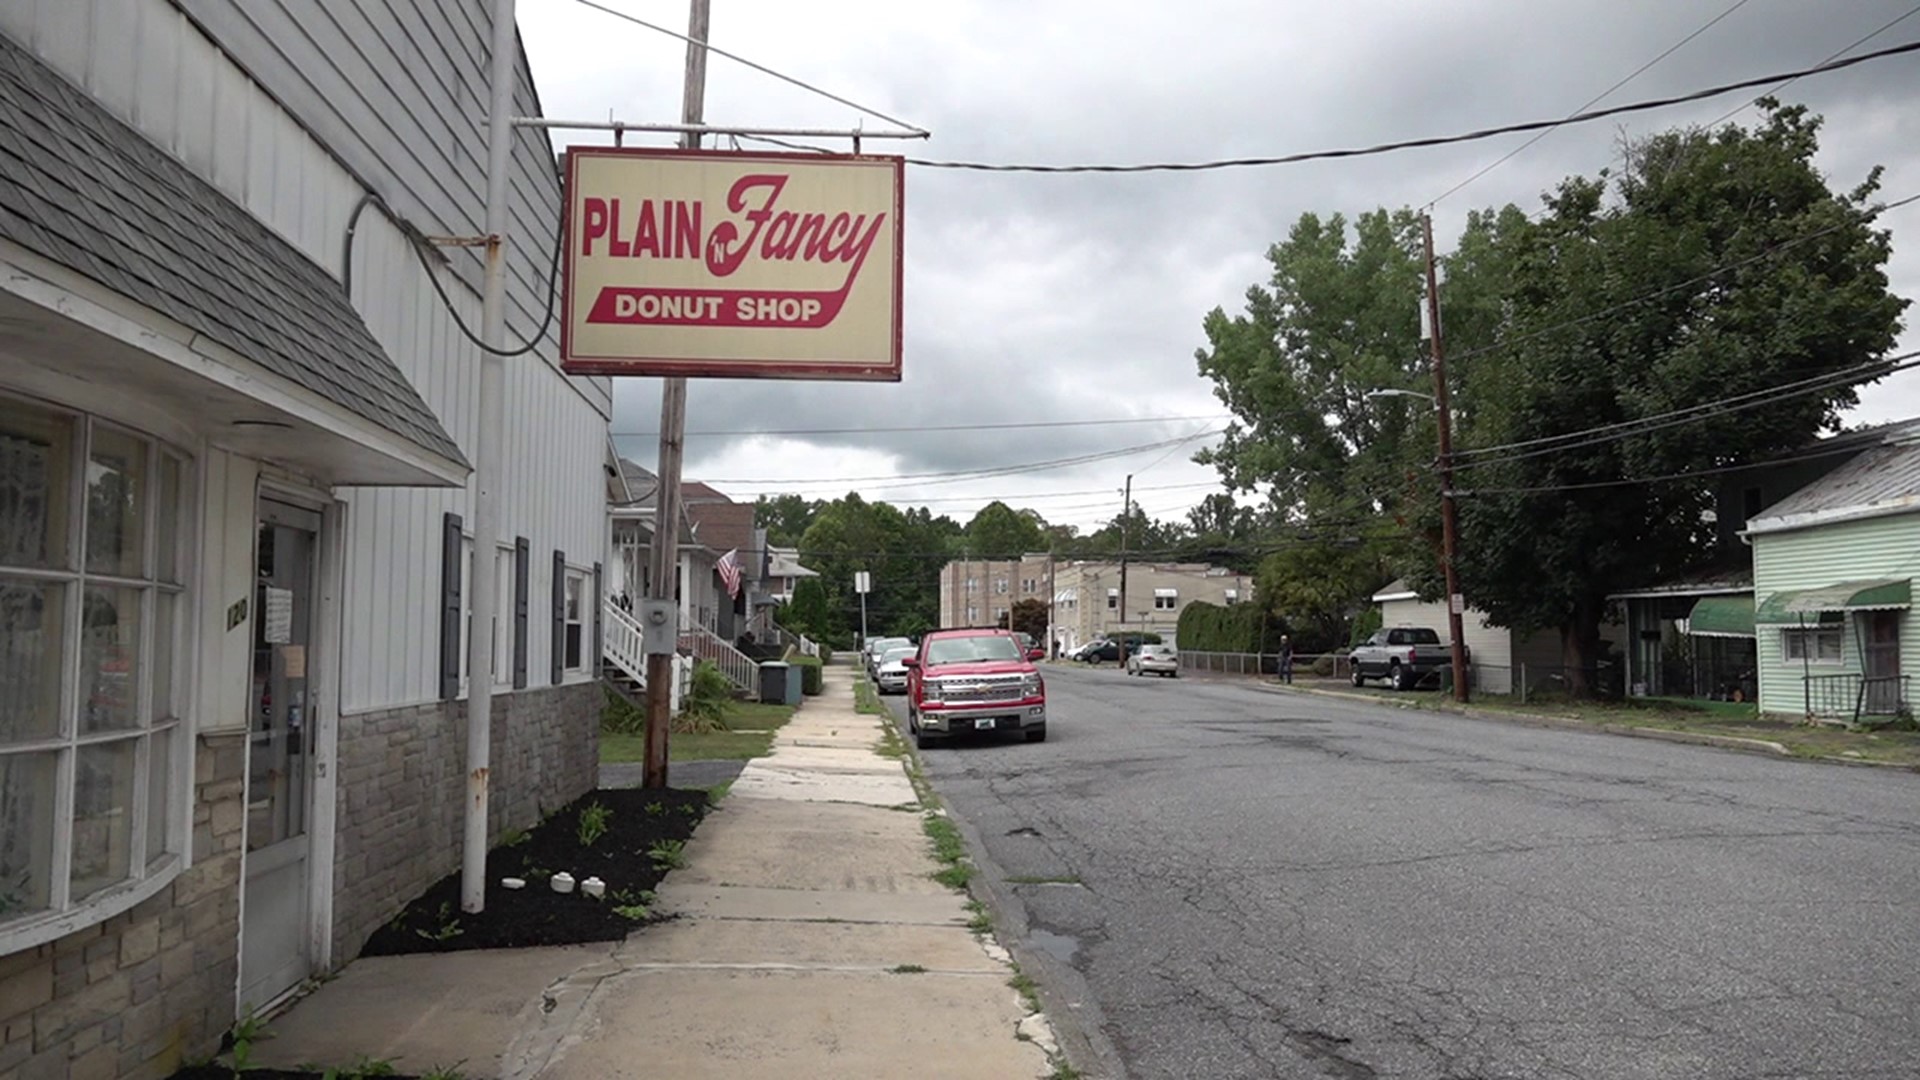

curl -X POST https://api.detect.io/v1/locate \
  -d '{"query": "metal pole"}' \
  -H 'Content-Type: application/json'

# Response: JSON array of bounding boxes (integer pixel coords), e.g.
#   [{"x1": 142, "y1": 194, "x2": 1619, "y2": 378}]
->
[
  {"x1": 1117, "y1": 474, "x2": 1131, "y2": 644},
  {"x1": 462, "y1": 0, "x2": 517, "y2": 915},
  {"x1": 643, "y1": 0, "x2": 711, "y2": 790},
  {"x1": 858, "y1": 577, "x2": 869, "y2": 645},
  {"x1": 1422, "y1": 213, "x2": 1470, "y2": 704}
]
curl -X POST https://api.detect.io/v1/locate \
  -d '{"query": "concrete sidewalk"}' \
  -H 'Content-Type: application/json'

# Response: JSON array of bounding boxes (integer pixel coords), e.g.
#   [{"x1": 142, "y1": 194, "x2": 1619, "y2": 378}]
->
[{"x1": 257, "y1": 665, "x2": 1058, "y2": 1079}]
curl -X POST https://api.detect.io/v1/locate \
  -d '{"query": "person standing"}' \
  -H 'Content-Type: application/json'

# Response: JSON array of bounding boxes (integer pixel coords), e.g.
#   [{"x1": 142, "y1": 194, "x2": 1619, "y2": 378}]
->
[{"x1": 1278, "y1": 634, "x2": 1295, "y2": 684}]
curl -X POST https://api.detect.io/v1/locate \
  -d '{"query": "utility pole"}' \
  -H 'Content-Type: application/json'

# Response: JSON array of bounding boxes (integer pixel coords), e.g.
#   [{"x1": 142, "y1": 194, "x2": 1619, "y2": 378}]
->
[
  {"x1": 1422, "y1": 212, "x2": 1470, "y2": 704},
  {"x1": 1116, "y1": 473, "x2": 1132, "y2": 642},
  {"x1": 463, "y1": 0, "x2": 517, "y2": 915},
  {"x1": 642, "y1": 0, "x2": 712, "y2": 789}
]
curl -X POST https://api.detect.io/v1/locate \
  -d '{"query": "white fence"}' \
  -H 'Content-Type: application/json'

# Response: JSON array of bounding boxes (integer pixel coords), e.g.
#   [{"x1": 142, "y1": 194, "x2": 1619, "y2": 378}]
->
[{"x1": 601, "y1": 601, "x2": 690, "y2": 711}]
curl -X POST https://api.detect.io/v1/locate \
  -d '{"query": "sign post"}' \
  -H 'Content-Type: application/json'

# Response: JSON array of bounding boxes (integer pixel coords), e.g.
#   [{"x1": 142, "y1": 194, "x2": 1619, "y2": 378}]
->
[{"x1": 854, "y1": 570, "x2": 872, "y2": 647}]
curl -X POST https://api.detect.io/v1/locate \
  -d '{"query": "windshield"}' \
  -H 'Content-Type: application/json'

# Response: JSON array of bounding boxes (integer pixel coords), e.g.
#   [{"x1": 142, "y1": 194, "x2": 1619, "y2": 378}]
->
[
  {"x1": 871, "y1": 637, "x2": 909, "y2": 652},
  {"x1": 1396, "y1": 628, "x2": 1442, "y2": 645},
  {"x1": 924, "y1": 634, "x2": 1022, "y2": 665},
  {"x1": 881, "y1": 646, "x2": 916, "y2": 664},
  {"x1": 1141, "y1": 645, "x2": 1174, "y2": 656}
]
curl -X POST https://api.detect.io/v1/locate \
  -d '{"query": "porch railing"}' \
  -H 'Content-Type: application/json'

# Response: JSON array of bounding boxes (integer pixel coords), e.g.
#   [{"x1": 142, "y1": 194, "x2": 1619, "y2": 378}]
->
[
  {"x1": 601, "y1": 601, "x2": 691, "y2": 711},
  {"x1": 744, "y1": 609, "x2": 822, "y2": 658},
  {"x1": 604, "y1": 601, "x2": 647, "y2": 685},
  {"x1": 1805, "y1": 673, "x2": 1911, "y2": 725},
  {"x1": 678, "y1": 626, "x2": 759, "y2": 694}
]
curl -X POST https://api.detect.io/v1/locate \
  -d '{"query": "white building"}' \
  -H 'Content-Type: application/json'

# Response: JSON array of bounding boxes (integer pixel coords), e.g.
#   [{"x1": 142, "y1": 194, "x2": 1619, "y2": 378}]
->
[{"x1": 0, "y1": 4, "x2": 608, "y2": 1074}]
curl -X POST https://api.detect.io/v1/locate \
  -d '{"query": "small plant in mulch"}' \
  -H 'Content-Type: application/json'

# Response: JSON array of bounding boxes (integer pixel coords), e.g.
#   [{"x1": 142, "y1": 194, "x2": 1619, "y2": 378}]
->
[{"x1": 358, "y1": 787, "x2": 710, "y2": 956}]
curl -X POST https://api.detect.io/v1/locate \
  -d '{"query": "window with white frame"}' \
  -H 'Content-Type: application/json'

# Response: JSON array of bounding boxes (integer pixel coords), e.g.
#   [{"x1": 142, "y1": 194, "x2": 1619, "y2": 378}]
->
[
  {"x1": 965, "y1": 577, "x2": 976, "y2": 592},
  {"x1": 1155, "y1": 587, "x2": 1178, "y2": 610},
  {"x1": 966, "y1": 605, "x2": 978, "y2": 623},
  {"x1": 0, "y1": 395, "x2": 187, "y2": 937},
  {"x1": 1782, "y1": 620, "x2": 1844, "y2": 664},
  {"x1": 995, "y1": 578, "x2": 1008, "y2": 595},
  {"x1": 493, "y1": 546, "x2": 514, "y2": 687},
  {"x1": 1107, "y1": 588, "x2": 1119, "y2": 610},
  {"x1": 564, "y1": 570, "x2": 587, "y2": 672},
  {"x1": 1224, "y1": 588, "x2": 1239, "y2": 605}
]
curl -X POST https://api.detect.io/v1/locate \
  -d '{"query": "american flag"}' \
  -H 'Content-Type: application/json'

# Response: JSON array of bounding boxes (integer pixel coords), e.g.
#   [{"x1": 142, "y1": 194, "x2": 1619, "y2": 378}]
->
[{"x1": 716, "y1": 548, "x2": 742, "y2": 599}]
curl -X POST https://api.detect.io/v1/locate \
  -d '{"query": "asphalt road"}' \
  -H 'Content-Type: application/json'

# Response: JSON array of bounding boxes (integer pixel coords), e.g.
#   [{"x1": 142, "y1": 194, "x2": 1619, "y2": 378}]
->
[{"x1": 882, "y1": 664, "x2": 1920, "y2": 1080}]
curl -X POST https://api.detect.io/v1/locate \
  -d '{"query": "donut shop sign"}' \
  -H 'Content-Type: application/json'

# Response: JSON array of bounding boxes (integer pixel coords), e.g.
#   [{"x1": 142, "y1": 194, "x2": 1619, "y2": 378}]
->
[{"x1": 560, "y1": 147, "x2": 904, "y2": 381}]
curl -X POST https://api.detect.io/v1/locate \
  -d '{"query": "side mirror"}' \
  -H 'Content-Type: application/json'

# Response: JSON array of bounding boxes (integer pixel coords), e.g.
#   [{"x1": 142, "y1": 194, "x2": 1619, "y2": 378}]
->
[
  {"x1": 1027, "y1": 648, "x2": 1045, "y2": 661},
  {"x1": 901, "y1": 657, "x2": 919, "y2": 669}
]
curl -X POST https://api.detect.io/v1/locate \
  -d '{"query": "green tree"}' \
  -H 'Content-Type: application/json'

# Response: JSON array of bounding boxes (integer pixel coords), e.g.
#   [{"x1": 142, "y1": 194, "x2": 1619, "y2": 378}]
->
[
  {"x1": 1425, "y1": 104, "x2": 1906, "y2": 689},
  {"x1": 1254, "y1": 538, "x2": 1391, "y2": 654},
  {"x1": 962, "y1": 501, "x2": 1049, "y2": 558},
  {"x1": 1008, "y1": 598, "x2": 1049, "y2": 641},
  {"x1": 755, "y1": 494, "x2": 822, "y2": 547},
  {"x1": 776, "y1": 577, "x2": 833, "y2": 639},
  {"x1": 1194, "y1": 208, "x2": 1436, "y2": 525}
]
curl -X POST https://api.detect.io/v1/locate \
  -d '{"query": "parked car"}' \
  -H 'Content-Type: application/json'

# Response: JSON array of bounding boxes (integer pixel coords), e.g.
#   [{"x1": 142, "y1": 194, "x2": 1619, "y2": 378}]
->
[
  {"x1": 1079, "y1": 639, "x2": 1120, "y2": 664},
  {"x1": 863, "y1": 636, "x2": 911, "y2": 678},
  {"x1": 874, "y1": 645, "x2": 917, "y2": 695},
  {"x1": 1349, "y1": 627, "x2": 1466, "y2": 690},
  {"x1": 1126, "y1": 643, "x2": 1179, "y2": 677},
  {"x1": 905, "y1": 628, "x2": 1047, "y2": 748}
]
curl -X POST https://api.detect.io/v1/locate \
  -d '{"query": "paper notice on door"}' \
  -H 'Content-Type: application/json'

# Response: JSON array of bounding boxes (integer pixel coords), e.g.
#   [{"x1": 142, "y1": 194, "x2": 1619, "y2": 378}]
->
[
  {"x1": 264, "y1": 587, "x2": 294, "y2": 644},
  {"x1": 281, "y1": 644, "x2": 306, "y2": 679}
]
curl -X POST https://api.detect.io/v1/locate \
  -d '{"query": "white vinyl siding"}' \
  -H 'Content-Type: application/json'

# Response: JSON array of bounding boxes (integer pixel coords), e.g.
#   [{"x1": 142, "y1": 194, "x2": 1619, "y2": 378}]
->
[
  {"x1": 1751, "y1": 513, "x2": 1920, "y2": 717},
  {"x1": 0, "y1": 0, "x2": 614, "y2": 714}
]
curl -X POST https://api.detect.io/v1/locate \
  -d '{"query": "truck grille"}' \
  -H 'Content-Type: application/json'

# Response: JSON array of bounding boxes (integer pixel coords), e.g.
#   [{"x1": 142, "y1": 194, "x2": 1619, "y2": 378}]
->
[{"x1": 931, "y1": 674, "x2": 1028, "y2": 703}]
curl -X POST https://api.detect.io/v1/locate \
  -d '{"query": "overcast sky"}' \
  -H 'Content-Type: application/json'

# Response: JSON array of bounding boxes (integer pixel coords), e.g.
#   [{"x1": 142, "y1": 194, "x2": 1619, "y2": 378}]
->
[{"x1": 520, "y1": 0, "x2": 1920, "y2": 532}]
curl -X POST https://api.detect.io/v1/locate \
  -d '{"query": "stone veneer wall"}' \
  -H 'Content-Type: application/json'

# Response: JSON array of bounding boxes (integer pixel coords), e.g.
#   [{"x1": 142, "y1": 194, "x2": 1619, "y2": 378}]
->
[
  {"x1": 331, "y1": 682, "x2": 601, "y2": 964},
  {"x1": 0, "y1": 732, "x2": 247, "y2": 1080}
]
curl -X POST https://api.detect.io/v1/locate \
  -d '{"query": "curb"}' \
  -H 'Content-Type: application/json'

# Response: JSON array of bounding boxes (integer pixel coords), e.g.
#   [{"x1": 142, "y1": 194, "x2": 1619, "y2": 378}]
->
[{"x1": 1242, "y1": 679, "x2": 1920, "y2": 772}]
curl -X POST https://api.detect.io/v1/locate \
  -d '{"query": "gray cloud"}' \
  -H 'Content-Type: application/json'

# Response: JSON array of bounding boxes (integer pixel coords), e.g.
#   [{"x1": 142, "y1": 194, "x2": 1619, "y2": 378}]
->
[{"x1": 524, "y1": 0, "x2": 1920, "y2": 530}]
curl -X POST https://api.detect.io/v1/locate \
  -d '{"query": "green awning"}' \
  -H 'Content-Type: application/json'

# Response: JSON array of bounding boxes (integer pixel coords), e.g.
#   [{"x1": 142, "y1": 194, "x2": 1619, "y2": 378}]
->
[
  {"x1": 1753, "y1": 578, "x2": 1911, "y2": 624},
  {"x1": 1687, "y1": 594, "x2": 1755, "y2": 638}
]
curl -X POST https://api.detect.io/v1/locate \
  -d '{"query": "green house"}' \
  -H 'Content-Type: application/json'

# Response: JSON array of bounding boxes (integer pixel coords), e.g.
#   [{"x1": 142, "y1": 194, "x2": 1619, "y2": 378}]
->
[{"x1": 1746, "y1": 433, "x2": 1920, "y2": 723}]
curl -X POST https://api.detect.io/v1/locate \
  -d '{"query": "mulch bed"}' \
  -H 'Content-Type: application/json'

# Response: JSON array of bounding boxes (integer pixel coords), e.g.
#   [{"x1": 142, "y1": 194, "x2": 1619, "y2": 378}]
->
[
  {"x1": 169, "y1": 1060, "x2": 420, "y2": 1068},
  {"x1": 358, "y1": 786, "x2": 711, "y2": 956}
]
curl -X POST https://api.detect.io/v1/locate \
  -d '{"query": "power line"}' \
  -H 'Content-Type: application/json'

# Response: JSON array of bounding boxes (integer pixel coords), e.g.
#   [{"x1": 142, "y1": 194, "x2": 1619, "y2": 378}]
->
[
  {"x1": 570, "y1": 0, "x2": 928, "y2": 136},
  {"x1": 1702, "y1": 2, "x2": 1920, "y2": 130},
  {"x1": 904, "y1": 39, "x2": 1920, "y2": 174},
  {"x1": 1454, "y1": 356, "x2": 1901, "y2": 461},
  {"x1": 1454, "y1": 435, "x2": 1902, "y2": 497},
  {"x1": 1451, "y1": 351, "x2": 1920, "y2": 473},
  {"x1": 612, "y1": 413, "x2": 1231, "y2": 439},
  {"x1": 1428, "y1": 0, "x2": 1755, "y2": 209}
]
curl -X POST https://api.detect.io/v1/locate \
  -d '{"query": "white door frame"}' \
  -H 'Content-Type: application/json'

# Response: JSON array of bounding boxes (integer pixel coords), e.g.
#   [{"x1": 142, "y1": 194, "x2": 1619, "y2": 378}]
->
[{"x1": 241, "y1": 476, "x2": 340, "y2": 1005}]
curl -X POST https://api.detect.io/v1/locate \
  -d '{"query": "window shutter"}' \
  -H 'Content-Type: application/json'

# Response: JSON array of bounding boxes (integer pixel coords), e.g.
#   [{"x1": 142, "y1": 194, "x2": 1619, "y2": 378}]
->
[
  {"x1": 592, "y1": 562, "x2": 603, "y2": 674},
  {"x1": 439, "y1": 513, "x2": 463, "y2": 700},
  {"x1": 513, "y1": 537, "x2": 530, "y2": 689},
  {"x1": 552, "y1": 550, "x2": 566, "y2": 685}
]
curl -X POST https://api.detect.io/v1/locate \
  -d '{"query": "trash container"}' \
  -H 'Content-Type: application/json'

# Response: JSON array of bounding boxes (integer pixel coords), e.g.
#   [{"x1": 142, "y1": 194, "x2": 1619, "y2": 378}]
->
[{"x1": 758, "y1": 661, "x2": 800, "y2": 706}]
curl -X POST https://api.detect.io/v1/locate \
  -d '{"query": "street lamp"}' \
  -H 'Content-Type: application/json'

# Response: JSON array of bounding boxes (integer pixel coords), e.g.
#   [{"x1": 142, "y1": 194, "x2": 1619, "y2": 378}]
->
[{"x1": 1364, "y1": 387, "x2": 1470, "y2": 703}]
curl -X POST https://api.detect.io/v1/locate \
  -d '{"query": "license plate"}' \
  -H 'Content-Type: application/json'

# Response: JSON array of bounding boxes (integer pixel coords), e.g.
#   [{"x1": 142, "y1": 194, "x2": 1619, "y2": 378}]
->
[{"x1": 975, "y1": 718, "x2": 997, "y2": 730}]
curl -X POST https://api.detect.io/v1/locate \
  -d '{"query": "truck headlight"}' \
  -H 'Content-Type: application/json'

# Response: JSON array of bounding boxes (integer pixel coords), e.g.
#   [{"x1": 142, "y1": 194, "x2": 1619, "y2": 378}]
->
[
  {"x1": 1021, "y1": 673, "x2": 1042, "y2": 697},
  {"x1": 921, "y1": 680, "x2": 943, "y2": 703}
]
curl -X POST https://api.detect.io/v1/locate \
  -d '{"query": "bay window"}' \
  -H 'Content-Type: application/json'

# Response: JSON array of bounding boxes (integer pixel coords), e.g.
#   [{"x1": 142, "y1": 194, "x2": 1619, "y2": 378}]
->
[{"x1": 0, "y1": 394, "x2": 188, "y2": 939}]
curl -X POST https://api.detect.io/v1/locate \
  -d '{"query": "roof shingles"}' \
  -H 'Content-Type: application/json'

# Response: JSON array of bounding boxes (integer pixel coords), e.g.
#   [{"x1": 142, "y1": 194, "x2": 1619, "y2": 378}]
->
[{"x1": 0, "y1": 31, "x2": 464, "y2": 466}]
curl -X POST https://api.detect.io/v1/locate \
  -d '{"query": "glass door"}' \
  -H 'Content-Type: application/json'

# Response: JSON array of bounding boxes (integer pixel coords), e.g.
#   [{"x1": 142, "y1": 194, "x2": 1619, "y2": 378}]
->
[{"x1": 240, "y1": 499, "x2": 320, "y2": 1009}]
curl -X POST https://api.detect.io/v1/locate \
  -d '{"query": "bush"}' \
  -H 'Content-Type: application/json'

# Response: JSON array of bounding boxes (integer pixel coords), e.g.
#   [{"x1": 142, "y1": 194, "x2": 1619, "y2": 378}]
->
[
  {"x1": 788, "y1": 653, "x2": 824, "y2": 695},
  {"x1": 602, "y1": 685, "x2": 645, "y2": 735},
  {"x1": 674, "y1": 661, "x2": 733, "y2": 734},
  {"x1": 1175, "y1": 601, "x2": 1281, "y2": 653},
  {"x1": 1311, "y1": 654, "x2": 1335, "y2": 677}
]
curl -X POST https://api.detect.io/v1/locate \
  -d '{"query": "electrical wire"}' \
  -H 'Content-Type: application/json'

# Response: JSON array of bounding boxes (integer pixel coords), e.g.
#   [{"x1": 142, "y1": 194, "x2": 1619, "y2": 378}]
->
[
  {"x1": 408, "y1": 208, "x2": 565, "y2": 358},
  {"x1": 571, "y1": 0, "x2": 928, "y2": 136},
  {"x1": 1428, "y1": 0, "x2": 1755, "y2": 209},
  {"x1": 1453, "y1": 435, "x2": 1903, "y2": 497},
  {"x1": 612, "y1": 413, "x2": 1232, "y2": 439},
  {"x1": 904, "y1": 39, "x2": 1920, "y2": 173},
  {"x1": 1450, "y1": 351, "x2": 1920, "y2": 473},
  {"x1": 1702, "y1": 2, "x2": 1920, "y2": 130},
  {"x1": 1454, "y1": 355, "x2": 1906, "y2": 461}
]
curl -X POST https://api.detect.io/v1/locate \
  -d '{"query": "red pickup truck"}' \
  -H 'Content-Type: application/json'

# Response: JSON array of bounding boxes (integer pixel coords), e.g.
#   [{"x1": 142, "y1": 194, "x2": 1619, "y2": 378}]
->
[{"x1": 905, "y1": 628, "x2": 1047, "y2": 749}]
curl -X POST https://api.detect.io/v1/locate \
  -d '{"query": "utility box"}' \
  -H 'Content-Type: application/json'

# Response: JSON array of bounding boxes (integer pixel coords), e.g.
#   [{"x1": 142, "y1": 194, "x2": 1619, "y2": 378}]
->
[{"x1": 759, "y1": 661, "x2": 800, "y2": 706}]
